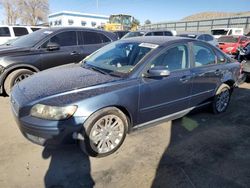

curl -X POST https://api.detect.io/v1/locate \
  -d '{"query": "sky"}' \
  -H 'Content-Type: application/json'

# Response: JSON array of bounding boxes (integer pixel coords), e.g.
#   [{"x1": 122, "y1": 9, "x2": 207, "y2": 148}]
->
[{"x1": 1, "y1": 0, "x2": 250, "y2": 24}]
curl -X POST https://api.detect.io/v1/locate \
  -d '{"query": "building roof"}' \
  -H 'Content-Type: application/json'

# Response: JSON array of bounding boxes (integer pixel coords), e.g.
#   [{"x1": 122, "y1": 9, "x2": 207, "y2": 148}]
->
[{"x1": 49, "y1": 11, "x2": 109, "y2": 20}]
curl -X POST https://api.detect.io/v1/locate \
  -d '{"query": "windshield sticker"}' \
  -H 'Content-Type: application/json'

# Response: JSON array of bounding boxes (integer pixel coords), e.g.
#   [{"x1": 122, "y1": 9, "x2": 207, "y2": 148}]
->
[
  {"x1": 139, "y1": 43, "x2": 159, "y2": 49},
  {"x1": 43, "y1": 31, "x2": 53, "y2": 34}
]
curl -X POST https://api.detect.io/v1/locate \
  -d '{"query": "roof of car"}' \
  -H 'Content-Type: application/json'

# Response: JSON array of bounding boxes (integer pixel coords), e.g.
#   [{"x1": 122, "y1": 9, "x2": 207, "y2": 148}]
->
[
  {"x1": 120, "y1": 36, "x2": 195, "y2": 46},
  {"x1": 38, "y1": 27, "x2": 118, "y2": 39}
]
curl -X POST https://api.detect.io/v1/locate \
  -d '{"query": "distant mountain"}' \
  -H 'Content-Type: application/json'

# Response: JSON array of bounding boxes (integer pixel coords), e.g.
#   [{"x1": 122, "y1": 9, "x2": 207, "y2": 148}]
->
[{"x1": 182, "y1": 11, "x2": 250, "y2": 21}]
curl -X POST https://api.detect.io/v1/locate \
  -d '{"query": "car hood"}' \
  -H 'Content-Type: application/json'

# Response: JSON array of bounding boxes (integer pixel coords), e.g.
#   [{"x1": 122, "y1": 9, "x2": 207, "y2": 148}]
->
[
  {"x1": 0, "y1": 45, "x2": 30, "y2": 56},
  {"x1": 16, "y1": 64, "x2": 121, "y2": 103}
]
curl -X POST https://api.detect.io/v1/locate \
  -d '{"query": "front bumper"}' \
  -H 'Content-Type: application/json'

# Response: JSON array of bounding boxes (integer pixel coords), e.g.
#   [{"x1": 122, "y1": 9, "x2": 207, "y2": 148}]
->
[{"x1": 12, "y1": 110, "x2": 86, "y2": 146}]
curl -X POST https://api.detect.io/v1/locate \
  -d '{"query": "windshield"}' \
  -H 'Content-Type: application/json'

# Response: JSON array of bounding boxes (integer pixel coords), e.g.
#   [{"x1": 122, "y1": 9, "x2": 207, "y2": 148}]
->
[
  {"x1": 218, "y1": 36, "x2": 238, "y2": 43},
  {"x1": 7, "y1": 29, "x2": 53, "y2": 47},
  {"x1": 122, "y1": 31, "x2": 146, "y2": 39},
  {"x1": 211, "y1": 29, "x2": 228, "y2": 35},
  {"x1": 83, "y1": 41, "x2": 155, "y2": 75},
  {"x1": 110, "y1": 15, "x2": 132, "y2": 26}
]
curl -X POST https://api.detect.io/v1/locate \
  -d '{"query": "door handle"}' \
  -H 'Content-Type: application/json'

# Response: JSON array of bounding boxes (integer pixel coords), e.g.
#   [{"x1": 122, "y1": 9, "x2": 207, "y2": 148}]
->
[
  {"x1": 180, "y1": 75, "x2": 192, "y2": 83},
  {"x1": 70, "y1": 51, "x2": 80, "y2": 56}
]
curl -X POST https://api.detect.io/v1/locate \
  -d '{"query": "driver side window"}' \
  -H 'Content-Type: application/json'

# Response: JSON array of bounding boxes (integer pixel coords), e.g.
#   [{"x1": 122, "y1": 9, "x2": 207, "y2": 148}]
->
[
  {"x1": 41, "y1": 31, "x2": 77, "y2": 48},
  {"x1": 149, "y1": 45, "x2": 189, "y2": 72}
]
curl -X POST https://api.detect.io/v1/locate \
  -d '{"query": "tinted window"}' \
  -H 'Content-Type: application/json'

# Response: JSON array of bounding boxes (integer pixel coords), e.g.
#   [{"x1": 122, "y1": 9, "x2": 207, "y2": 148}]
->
[
  {"x1": 150, "y1": 45, "x2": 189, "y2": 71},
  {"x1": 145, "y1": 32, "x2": 153, "y2": 36},
  {"x1": 197, "y1": 35, "x2": 205, "y2": 41},
  {"x1": 164, "y1": 31, "x2": 173, "y2": 36},
  {"x1": 50, "y1": 31, "x2": 77, "y2": 47},
  {"x1": 13, "y1": 27, "x2": 29, "y2": 36},
  {"x1": 79, "y1": 31, "x2": 109, "y2": 45},
  {"x1": 152, "y1": 31, "x2": 164, "y2": 36},
  {"x1": 193, "y1": 44, "x2": 216, "y2": 67},
  {"x1": 99, "y1": 33, "x2": 111, "y2": 43},
  {"x1": 204, "y1": 34, "x2": 213, "y2": 41},
  {"x1": 31, "y1": 28, "x2": 42, "y2": 32},
  {"x1": 0, "y1": 27, "x2": 10, "y2": 37}
]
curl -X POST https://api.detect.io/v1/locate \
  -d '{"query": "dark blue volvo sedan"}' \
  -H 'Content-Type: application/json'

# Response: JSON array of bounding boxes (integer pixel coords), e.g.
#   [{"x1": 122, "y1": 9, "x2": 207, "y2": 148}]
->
[{"x1": 10, "y1": 37, "x2": 241, "y2": 157}]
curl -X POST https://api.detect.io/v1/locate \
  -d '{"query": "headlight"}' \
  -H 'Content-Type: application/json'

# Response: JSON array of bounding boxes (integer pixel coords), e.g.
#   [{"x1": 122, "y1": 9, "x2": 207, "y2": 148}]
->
[
  {"x1": 30, "y1": 104, "x2": 77, "y2": 120},
  {"x1": 0, "y1": 65, "x2": 5, "y2": 75},
  {"x1": 226, "y1": 47, "x2": 235, "y2": 51}
]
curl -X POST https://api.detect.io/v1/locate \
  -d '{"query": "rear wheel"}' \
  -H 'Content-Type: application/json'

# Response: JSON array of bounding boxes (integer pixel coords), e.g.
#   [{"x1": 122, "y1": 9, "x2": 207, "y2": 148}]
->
[
  {"x1": 4, "y1": 69, "x2": 33, "y2": 96},
  {"x1": 212, "y1": 84, "x2": 231, "y2": 114},
  {"x1": 79, "y1": 107, "x2": 128, "y2": 157}
]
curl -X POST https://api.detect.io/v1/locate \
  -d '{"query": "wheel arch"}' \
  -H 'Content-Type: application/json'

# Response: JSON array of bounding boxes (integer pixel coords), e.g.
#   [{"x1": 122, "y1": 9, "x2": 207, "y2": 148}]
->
[{"x1": 1, "y1": 64, "x2": 39, "y2": 94}]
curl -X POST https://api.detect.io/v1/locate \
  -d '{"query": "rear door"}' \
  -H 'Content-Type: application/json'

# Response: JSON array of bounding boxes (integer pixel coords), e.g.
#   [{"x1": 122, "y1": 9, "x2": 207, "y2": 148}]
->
[
  {"x1": 77, "y1": 31, "x2": 111, "y2": 61},
  {"x1": 38, "y1": 31, "x2": 79, "y2": 70},
  {"x1": 189, "y1": 42, "x2": 223, "y2": 107},
  {"x1": 138, "y1": 43, "x2": 193, "y2": 124}
]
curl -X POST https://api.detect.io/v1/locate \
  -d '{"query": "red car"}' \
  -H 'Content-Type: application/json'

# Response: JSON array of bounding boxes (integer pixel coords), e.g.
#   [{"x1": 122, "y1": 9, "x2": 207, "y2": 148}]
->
[{"x1": 218, "y1": 35, "x2": 250, "y2": 55}]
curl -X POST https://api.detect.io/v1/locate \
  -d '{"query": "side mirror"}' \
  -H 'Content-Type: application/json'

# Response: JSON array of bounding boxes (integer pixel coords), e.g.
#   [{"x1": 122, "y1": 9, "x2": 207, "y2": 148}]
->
[
  {"x1": 146, "y1": 66, "x2": 170, "y2": 78},
  {"x1": 47, "y1": 42, "x2": 60, "y2": 51}
]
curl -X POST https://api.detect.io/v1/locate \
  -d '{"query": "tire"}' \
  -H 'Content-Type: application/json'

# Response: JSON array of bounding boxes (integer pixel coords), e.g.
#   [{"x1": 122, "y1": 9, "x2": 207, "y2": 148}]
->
[
  {"x1": 79, "y1": 107, "x2": 128, "y2": 157},
  {"x1": 4, "y1": 69, "x2": 33, "y2": 96},
  {"x1": 212, "y1": 84, "x2": 231, "y2": 114}
]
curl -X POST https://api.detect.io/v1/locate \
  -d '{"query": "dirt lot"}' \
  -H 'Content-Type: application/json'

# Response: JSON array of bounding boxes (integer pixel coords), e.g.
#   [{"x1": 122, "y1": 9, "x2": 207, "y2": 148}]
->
[{"x1": 1, "y1": 83, "x2": 250, "y2": 188}]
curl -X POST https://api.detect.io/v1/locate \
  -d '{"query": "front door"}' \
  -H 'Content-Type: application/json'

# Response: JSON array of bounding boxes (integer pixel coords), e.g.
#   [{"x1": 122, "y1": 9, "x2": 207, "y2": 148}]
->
[
  {"x1": 138, "y1": 44, "x2": 193, "y2": 124},
  {"x1": 38, "y1": 31, "x2": 80, "y2": 70}
]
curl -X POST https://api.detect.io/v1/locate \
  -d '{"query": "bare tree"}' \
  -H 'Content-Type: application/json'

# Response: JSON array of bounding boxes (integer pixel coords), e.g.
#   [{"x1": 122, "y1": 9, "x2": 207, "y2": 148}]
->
[
  {"x1": 0, "y1": 0, "x2": 20, "y2": 25},
  {"x1": 19, "y1": 0, "x2": 49, "y2": 25}
]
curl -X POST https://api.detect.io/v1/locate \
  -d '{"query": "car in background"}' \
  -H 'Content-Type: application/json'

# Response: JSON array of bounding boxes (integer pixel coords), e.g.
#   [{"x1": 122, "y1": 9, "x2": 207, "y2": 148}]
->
[
  {"x1": 211, "y1": 28, "x2": 244, "y2": 39},
  {"x1": 178, "y1": 33, "x2": 218, "y2": 47},
  {"x1": 218, "y1": 35, "x2": 250, "y2": 55},
  {"x1": 10, "y1": 36, "x2": 241, "y2": 157},
  {"x1": 122, "y1": 30, "x2": 176, "y2": 39},
  {"x1": 113, "y1": 30, "x2": 129, "y2": 39},
  {"x1": 0, "y1": 27, "x2": 117, "y2": 96},
  {"x1": 0, "y1": 25, "x2": 45, "y2": 45}
]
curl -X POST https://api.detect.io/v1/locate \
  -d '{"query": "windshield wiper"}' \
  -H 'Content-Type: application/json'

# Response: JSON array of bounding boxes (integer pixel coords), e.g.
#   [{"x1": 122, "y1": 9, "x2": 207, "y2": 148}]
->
[{"x1": 89, "y1": 66, "x2": 109, "y2": 75}]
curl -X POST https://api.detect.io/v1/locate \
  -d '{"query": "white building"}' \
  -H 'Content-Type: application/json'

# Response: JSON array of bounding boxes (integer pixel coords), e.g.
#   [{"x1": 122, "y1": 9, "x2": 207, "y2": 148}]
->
[{"x1": 48, "y1": 11, "x2": 109, "y2": 28}]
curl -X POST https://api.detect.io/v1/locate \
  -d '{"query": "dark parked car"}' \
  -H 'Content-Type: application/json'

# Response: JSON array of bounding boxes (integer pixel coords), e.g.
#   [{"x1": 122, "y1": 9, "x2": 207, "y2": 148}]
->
[
  {"x1": 122, "y1": 30, "x2": 176, "y2": 39},
  {"x1": 0, "y1": 27, "x2": 117, "y2": 96},
  {"x1": 11, "y1": 37, "x2": 241, "y2": 157},
  {"x1": 113, "y1": 30, "x2": 129, "y2": 39},
  {"x1": 178, "y1": 33, "x2": 218, "y2": 47}
]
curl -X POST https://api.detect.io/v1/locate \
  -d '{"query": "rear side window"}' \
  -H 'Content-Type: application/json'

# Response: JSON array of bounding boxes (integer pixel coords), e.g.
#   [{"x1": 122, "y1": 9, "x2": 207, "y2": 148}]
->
[
  {"x1": 204, "y1": 34, "x2": 213, "y2": 41},
  {"x1": 193, "y1": 44, "x2": 216, "y2": 67},
  {"x1": 197, "y1": 35, "x2": 205, "y2": 41},
  {"x1": 99, "y1": 33, "x2": 111, "y2": 43},
  {"x1": 79, "y1": 31, "x2": 110, "y2": 45},
  {"x1": 164, "y1": 31, "x2": 173, "y2": 36},
  {"x1": 13, "y1": 27, "x2": 29, "y2": 36},
  {"x1": 145, "y1": 32, "x2": 153, "y2": 36},
  {"x1": 50, "y1": 31, "x2": 77, "y2": 47},
  {"x1": 0, "y1": 27, "x2": 10, "y2": 37},
  {"x1": 31, "y1": 28, "x2": 41, "y2": 32},
  {"x1": 152, "y1": 31, "x2": 164, "y2": 36}
]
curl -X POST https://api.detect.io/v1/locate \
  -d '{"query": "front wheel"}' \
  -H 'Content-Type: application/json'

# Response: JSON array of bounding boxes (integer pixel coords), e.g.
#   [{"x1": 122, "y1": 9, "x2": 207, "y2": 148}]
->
[
  {"x1": 212, "y1": 84, "x2": 231, "y2": 114},
  {"x1": 79, "y1": 107, "x2": 128, "y2": 157},
  {"x1": 4, "y1": 69, "x2": 33, "y2": 96}
]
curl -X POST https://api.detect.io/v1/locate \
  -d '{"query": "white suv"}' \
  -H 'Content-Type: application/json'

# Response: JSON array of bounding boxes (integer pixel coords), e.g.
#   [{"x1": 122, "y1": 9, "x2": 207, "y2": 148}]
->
[{"x1": 0, "y1": 25, "x2": 45, "y2": 45}]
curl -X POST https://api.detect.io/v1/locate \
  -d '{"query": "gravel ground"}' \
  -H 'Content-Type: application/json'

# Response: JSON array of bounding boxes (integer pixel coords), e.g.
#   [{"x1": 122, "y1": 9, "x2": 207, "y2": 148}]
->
[{"x1": 0, "y1": 83, "x2": 250, "y2": 188}]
